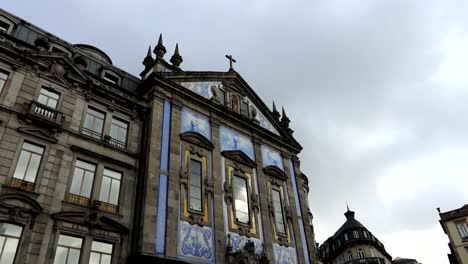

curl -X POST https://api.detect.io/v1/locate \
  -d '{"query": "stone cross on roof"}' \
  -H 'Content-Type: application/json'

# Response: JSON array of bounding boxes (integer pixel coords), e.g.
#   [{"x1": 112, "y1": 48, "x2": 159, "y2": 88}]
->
[{"x1": 225, "y1": 54, "x2": 236, "y2": 71}]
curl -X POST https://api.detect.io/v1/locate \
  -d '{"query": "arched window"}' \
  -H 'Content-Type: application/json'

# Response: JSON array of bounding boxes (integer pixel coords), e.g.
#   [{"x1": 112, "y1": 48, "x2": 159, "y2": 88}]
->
[{"x1": 0, "y1": 223, "x2": 23, "y2": 264}]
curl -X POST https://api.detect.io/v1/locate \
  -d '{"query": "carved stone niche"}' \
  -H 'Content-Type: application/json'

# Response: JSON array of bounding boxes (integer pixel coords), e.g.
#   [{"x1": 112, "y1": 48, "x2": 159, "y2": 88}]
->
[{"x1": 0, "y1": 192, "x2": 42, "y2": 228}]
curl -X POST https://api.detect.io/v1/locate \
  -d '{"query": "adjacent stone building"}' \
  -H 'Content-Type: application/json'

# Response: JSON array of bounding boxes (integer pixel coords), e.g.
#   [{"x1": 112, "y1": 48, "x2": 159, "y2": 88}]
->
[
  {"x1": 0, "y1": 8, "x2": 316, "y2": 264},
  {"x1": 438, "y1": 205, "x2": 468, "y2": 264},
  {"x1": 318, "y1": 208, "x2": 392, "y2": 264}
]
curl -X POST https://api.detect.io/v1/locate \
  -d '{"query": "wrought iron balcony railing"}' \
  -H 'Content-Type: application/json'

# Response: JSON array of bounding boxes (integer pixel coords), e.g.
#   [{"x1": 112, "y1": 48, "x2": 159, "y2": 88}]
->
[{"x1": 81, "y1": 128, "x2": 127, "y2": 149}]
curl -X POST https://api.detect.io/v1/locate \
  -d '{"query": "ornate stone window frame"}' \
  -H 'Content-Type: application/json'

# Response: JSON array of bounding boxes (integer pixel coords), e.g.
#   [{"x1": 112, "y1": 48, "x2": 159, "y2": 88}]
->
[
  {"x1": 179, "y1": 131, "x2": 214, "y2": 227},
  {"x1": 264, "y1": 165, "x2": 293, "y2": 246},
  {"x1": 0, "y1": 15, "x2": 15, "y2": 34},
  {"x1": 222, "y1": 150, "x2": 260, "y2": 238}
]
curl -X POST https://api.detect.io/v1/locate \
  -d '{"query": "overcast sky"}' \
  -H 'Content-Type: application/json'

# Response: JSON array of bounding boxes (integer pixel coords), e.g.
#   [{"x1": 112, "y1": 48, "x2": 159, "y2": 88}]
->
[{"x1": 4, "y1": 1, "x2": 468, "y2": 263}]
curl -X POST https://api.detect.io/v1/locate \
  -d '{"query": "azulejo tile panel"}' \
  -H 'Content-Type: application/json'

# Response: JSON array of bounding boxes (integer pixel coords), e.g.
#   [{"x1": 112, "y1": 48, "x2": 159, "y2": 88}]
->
[
  {"x1": 228, "y1": 232, "x2": 263, "y2": 256},
  {"x1": 261, "y1": 145, "x2": 284, "y2": 170},
  {"x1": 181, "y1": 108, "x2": 211, "y2": 139},
  {"x1": 180, "y1": 81, "x2": 222, "y2": 100},
  {"x1": 273, "y1": 243, "x2": 297, "y2": 264},
  {"x1": 220, "y1": 126, "x2": 255, "y2": 160},
  {"x1": 178, "y1": 221, "x2": 215, "y2": 263},
  {"x1": 245, "y1": 98, "x2": 279, "y2": 135}
]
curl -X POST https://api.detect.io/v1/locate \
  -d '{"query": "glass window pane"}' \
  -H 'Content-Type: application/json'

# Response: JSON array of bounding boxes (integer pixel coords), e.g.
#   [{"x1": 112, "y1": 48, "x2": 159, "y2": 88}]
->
[
  {"x1": 94, "y1": 118, "x2": 104, "y2": 134},
  {"x1": 190, "y1": 186, "x2": 201, "y2": 199},
  {"x1": 84, "y1": 115, "x2": 94, "y2": 130},
  {"x1": 67, "y1": 249, "x2": 80, "y2": 264},
  {"x1": 235, "y1": 200, "x2": 249, "y2": 213},
  {"x1": 82, "y1": 171, "x2": 94, "y2": 197},
  {"x1": 24, "y1": 153, "x2": 41, "y2": 182},
  {"x1": 23, "y1": 142, "x2": 44, "y2": 154},
  {"x1": 92, "y1": 241, "x2": 113, "y2": 253},
  {"x1": 0, "y1": 224, "x2": 22, "y2": 237},
  {"x1": 99, "y1": 176, "x2": 111, "y2": 202},
  {"x1": 53, "y1": 246, "x2": 68, "y2": 264},
  {"x1": 233, "y1": 188, "x2": 247, "y2": 202},
  {"x1": 13, "y1": 151, "x2": 30, "y2": 180},
  {"x1": 109, "y1": 180, "x2": 120, "y2": 205},
  {"x1": 190, "y1": 160, "x2": 202, "y2": 175},
  {"x1": 233, "y1": 176, "x2": 247, "y2": 191},
  {"x1": 70, "y1": 168, "x2": 84, "y2": 195},
  {"x1": 89, "y1": 252, "x2": 100, "y2": 264},
  {"x1": 236, "y1": 211, "x2": 249, "y2": 223},
  {"x1": 76, "y1": 160, "x2": 96, "y2": 172},
  {"x1": 101, "y1": 254, "x2": 111, "y2": 264},
  {"x1": 1, "y1": 238, "x2": 19, "y2": 264},
  {"x1": 190, "y1": 198, "x2": 202, "y2": 211},
  {"x1": 58, "y1": 235, "x2": 82, "y2": 248},
  {"x1": 103, "y1": 169, "x2": 121, "y2": 180}
]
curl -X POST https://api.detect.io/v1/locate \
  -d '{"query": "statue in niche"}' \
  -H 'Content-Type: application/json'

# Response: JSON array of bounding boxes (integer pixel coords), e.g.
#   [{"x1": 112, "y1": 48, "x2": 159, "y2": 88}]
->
[{"x1": 231, "y1": 94, "x2": 239, "y2": 113}]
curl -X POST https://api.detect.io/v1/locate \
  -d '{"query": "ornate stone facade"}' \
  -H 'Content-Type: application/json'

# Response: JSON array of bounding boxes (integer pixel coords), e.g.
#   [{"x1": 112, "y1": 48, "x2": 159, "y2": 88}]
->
[{"x1": 0, "y1": 8, "x2": 316, "y2": 264}]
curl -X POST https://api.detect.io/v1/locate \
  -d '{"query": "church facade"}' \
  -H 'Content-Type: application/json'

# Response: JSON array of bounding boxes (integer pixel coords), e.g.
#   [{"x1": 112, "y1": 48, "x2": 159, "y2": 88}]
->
[{"x1": 0, "y1": 8, "x2": 316, "y2": 264}]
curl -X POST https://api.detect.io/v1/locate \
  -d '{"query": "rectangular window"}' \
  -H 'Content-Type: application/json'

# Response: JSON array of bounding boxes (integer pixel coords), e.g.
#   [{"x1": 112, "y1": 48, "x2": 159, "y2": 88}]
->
[
  {"x1": 89, "y1": 241, "x2": 113, "y2": 264},
  {"x1": 0, "y1": 69, "x2": 8, "y2": 94},
  {"x1": 0, "y1": 223, "x2": 22, "y2": 264},
  {"x1": 37, "y1": 87, "x2": 60, "y2": 109},
  {"x1": 353, "y1": 230, "x2": 359, "y2": 238},
  {"x1": 458, "y1": 223, "x2": 468, "y2": 240},
  {"x1": 233, "y1": 175, "x2": 249, "y2": 224},
  {"x1": 357, "y1": 248, "x2": 365, "y2": 259},
  {"x1": 103, "y1": 72, "x2": 119, "y2": 85},
  {"x1": 344, "y1": 233, "x2": 348, "y2": 241},
  {"x1": 53, "y1": 235, "x2": 82, "y2": 264},
  {"x1": 272, "y1": 189, "x2": 286, "y2": 234},
  {"x1": 363, "y1": 230, "x2": 368, "y2": 238},
  {"x1": 189, "y1": 159, "x2": 202, "y2": 212},
  {"x1": 369, "y1": 247, "x2": 375, "y2": 257},
  {"x1": 347, "y1": 251, "x2": 353, "y2": 261},
  {"x1": 99, "y1": 168, "x2": 121, "y2": 205},
  {"x1": 0, "y1": 21, "x2": 9, "y2": 33},
  {"x1": 109, "y1": 117, "x2": 128, "y2": 147},
  {"x1": 70, "y1": 160, "x2": 96, "y2": 198},
  {"x1": 13, "y1": 142, "x2": 44, "y2": 183},
  {"x1": 83, "y1": 107, "x2": 105, "y2": 139}
]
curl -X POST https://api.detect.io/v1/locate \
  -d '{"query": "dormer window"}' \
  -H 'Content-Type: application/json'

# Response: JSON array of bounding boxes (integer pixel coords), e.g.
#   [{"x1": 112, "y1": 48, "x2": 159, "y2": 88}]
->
[
  {"x1": 0, "y1": 20, "x2": 9, "y2": 33},
  {"x1": 49, "y1": 44, "x2": 72, "y2": 57},
  {"x1": 353, "y1": 230, "x2": 359, "y2": 238},
  {"x1": 103, "y1": 71, "x2": 120, "y2": 85}
]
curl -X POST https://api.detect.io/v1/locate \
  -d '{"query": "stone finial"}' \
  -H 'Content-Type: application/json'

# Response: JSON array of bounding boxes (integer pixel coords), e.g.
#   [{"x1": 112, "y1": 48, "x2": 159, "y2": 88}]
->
[
  {"x1": 281, "y1": 107, "x2": 294, "y2": 134},
  {"x1": 142, "y1": 45, "x2": 154, "y2": 67},
  {"x1": 272, "y1": 101, "x2": 280, "y2": 120},
  {"x1": 153, "y1": 33, "x2": 167, "y2": 59},
  {"x1": 170, "y1": 43, "x2": 183, "y2": 67}
]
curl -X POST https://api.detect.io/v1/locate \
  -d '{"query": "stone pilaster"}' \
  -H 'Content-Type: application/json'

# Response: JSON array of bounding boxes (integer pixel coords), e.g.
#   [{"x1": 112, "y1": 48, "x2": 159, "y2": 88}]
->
[
  {"x1": 283, "y1": 154, "x2": 306, "y2": 264},
  {"x1": 140, "y1": 94, "x2": 164, "y2": 254},
  {"x1": 165, "y1": 97, "x2": 183, "y2": 258},
  {"x1": 252, "y1": 136, "x2": 275, "y2": 262}
]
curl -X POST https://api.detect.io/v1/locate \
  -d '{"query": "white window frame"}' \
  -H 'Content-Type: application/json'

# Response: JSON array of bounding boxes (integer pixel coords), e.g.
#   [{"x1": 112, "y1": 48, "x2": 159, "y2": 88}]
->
[
  {"x1": 70, "y1": 160, "x2": 96, "y2": 198},
  {"x1": 53, "y1": 234, "x2": 83, "y2": 264},
  {"x1": 357, "y1": 248, "x2": 365, "y2": 259},
  {"x1": 89, "y1": 240, "x2": 113, "y2": 264},
  {"x1": 37, "y1": 86, "x2": 60, "y2": 109},
  {"x1": 83, "y1": 107, "x2": 106, "y2": 139},
  {"x1": 0, "y1": 17, "x2": 14, "y2": 34},
  {"x1": 13, "y1": 142, "x2": 45, "y2": 183},
  {"x1": 109, "y1": 117, "x2": 128, "y2": 147},
  {"x1": 99, "y1": 168, "x2": 121, "y2": 206},
  {"x1": 102, "y1": 71, "x2": 121, "y2": 85},
  {"x1": 0, "y1": 223, "x2": 23, "y2": 264}
]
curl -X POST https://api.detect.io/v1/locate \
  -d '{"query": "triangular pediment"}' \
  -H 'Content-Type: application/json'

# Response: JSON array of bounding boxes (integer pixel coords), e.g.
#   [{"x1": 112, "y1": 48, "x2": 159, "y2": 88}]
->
[
  {"x1": 222, "y1": 150, "x2": 257, "y2": 168},
  {"x1": 162, "y1": 72, "x2": 302, "y2": 151},
  {"x1": 51, "y1": 211, "x2": 128, "y2": 233},
  {"x1": 180, "y1": 131, "x2": 214, "y2": 150},
  {"x1": 17, "y1": 126, "x2": 58, "y2": 143},
  {"x1": 32, "y1": 52, "x2": 90, "y2": 84}
]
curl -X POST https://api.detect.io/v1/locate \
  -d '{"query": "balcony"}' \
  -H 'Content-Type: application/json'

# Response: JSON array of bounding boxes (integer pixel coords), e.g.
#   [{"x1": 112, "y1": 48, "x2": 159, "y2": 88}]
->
[
  {"x1": 8, "y1": 178, "x2": 35, "y2": 192},
  {"x1": 344, "y1": 257, "x2": 386, "y2": 264},
  {"x1": 81, "y1": 129, "x2": 127, "y2": 149},
  {"x1": 24, "y1": 101, "x2": 64, "y2": 130}
]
